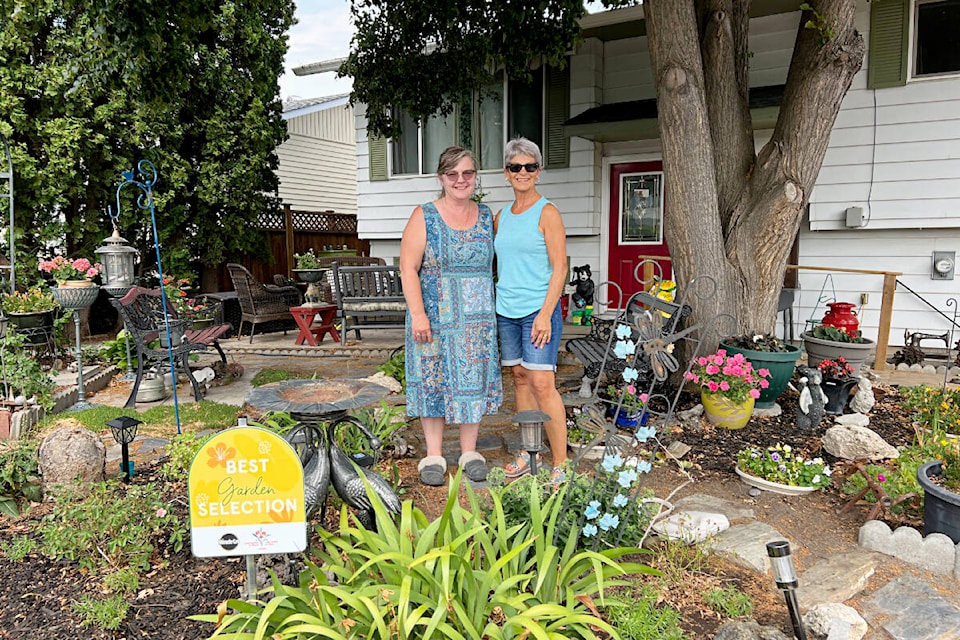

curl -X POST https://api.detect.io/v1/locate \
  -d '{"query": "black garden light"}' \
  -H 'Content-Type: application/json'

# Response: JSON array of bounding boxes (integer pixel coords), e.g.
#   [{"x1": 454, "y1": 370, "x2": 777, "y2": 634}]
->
[
  {"x1": 108, "y1": 415, "x2": 142, "y2": 482},
  {"x1": 513, "y1": 410, "x2": 549, "y2": 475},
  {"x1": 767, "y1": 540, "x2": 807, "y2": 640}
]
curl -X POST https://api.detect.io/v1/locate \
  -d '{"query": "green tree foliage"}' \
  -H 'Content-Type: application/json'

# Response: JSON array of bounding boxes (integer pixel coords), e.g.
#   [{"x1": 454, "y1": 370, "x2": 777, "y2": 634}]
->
[
  {"x1": 0, "y1": 0, "x2": 294, "y2": 284},
  {"x1": 342, "y1": 0, "x2": 588, "y2": 139}
]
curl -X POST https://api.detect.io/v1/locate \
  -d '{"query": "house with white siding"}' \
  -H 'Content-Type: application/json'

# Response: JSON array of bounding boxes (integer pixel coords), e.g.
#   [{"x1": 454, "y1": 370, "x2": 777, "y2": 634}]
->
[
  {"x1": 351, "y1": 0, "x2": 960, "y2": 351},
  {"x1": 277, "y1": 94, "x2": 357, "y2": 215}
]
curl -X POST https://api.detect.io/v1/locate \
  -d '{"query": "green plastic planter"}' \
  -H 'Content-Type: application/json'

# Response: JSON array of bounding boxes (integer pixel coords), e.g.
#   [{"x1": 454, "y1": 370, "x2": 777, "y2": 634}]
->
[{"x1": 719, "y1": 341, "x2": 802, "y2": 409}]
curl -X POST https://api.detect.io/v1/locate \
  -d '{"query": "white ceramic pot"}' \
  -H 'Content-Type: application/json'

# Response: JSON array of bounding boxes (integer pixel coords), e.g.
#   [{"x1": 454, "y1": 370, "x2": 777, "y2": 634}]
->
[{"x1": 734, "y1": 466, "x2": 817, "y2": 496}]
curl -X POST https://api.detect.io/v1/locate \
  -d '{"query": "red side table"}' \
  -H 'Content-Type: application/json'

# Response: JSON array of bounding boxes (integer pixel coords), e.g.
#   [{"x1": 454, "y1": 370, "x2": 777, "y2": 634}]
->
[{"x1": 290, "y1": 305, "x2": 340, "y2": 346}]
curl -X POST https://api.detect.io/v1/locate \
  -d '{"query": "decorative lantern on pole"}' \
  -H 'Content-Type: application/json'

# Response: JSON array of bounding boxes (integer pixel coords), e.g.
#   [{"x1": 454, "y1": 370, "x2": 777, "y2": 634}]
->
[
  {"x1": 107, "y1": 415, "x2": 142, "y2": 482},
  {"x1": 95, "y1": 227, "x2": 138, "y2": 297},
  {"x1": 767, "y1": 540, "x2": 807, "y2": 640},
  {"x1": 513, "y1": 410, "x2": 549, "y2": 475}
]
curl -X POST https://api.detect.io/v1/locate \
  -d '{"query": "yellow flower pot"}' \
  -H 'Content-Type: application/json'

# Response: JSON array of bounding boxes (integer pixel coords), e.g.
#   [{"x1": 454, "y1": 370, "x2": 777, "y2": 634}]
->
[{"x1": 701, "y1": 392, "x2": 755, "y2": 429}]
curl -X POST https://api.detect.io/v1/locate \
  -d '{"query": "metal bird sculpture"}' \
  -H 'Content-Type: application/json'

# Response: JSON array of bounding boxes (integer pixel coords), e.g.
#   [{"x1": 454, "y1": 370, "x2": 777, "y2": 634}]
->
[
  {"x1": 326, "y1": 416, "x2": 401, "y2": 532},
  {"x1": 284, "y1": 423, "x2": 331, "y2": 522}
]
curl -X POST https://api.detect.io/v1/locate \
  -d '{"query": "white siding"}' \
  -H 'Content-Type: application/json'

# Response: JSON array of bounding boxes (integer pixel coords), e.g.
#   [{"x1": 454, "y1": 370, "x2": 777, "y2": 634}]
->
[{"x1": 276, "y1": 101, "x2": 357, "y2": 214}]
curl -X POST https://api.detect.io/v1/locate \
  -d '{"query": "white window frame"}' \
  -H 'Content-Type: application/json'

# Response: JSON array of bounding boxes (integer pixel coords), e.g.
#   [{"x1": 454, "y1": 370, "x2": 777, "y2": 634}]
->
[
  {"x1": 908, "y1": 0, "x2": 960, "y2": 82},
  {"x1": 389, "y1": 71, "x2": 545, "y2": 177}
]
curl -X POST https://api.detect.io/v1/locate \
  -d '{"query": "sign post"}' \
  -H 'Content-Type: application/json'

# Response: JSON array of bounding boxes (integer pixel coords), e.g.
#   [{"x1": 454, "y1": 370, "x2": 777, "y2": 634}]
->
[{"x1": 188, "y1": 425, "x2": 306, "y2": 599}]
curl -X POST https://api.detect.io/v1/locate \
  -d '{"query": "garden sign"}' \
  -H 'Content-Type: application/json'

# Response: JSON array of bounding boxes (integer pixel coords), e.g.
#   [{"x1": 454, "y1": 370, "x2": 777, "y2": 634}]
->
[{"x1": 189, "y1": 426, "x2": 306, "y2": 558}]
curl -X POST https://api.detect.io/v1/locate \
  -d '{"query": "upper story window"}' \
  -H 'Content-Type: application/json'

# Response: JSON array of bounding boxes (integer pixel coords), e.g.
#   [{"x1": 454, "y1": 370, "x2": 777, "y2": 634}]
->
[
  {"x1": 913, "y1": 0, "x2": 960, "y2": 78},
  {"x1": 391, "y1": 68, "x2": 543, "y2": 176}
]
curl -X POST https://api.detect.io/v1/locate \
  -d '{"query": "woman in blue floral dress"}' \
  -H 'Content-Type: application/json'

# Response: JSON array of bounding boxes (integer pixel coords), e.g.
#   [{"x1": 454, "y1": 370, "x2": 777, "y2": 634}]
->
[{"x1": 400, "y1": 146, "x2": 502, "y2": 486}]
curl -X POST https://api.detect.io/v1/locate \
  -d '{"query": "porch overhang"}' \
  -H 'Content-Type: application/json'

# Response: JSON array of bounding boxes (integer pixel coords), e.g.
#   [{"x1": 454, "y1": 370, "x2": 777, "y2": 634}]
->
[{"x1": 563, "y1": 86, "x2": 784, "y2": 143}]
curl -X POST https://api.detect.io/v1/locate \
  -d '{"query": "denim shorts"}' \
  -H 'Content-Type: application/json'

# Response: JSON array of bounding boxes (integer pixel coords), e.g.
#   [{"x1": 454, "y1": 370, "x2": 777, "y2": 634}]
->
[{"x1": 497, "y1": 304, "x2": 563, "y2": 371}]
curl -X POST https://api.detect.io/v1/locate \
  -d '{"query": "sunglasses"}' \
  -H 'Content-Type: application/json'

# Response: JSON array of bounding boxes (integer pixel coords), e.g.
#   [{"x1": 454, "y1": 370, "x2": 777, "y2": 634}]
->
[
  {"x1": 443, "y1": 169, "x2": 477, "y2": 181},
  {"x1": 506, "y1": 162, "x2": 540, "y2": 173}
]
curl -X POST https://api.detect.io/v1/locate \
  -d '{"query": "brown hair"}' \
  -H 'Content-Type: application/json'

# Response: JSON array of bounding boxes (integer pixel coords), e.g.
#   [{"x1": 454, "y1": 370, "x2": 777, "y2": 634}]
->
[{"x1": 436, "y1": 146, "x2": 477, "y2": 175}]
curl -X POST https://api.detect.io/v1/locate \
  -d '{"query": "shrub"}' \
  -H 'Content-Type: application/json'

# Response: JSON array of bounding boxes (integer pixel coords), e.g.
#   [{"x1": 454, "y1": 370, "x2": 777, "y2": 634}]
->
[
  {"x1": 194, "y1": 472, "x2": 655, "y2": 638},
  {"x1": 0, "y1": 439, "x2": 42, "y2": 516}
]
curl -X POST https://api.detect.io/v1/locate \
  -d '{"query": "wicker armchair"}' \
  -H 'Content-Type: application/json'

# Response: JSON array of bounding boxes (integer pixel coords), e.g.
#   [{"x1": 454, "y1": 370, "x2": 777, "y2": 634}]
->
[{"x1": 227, "y1": 263, "x2": 303, "y2": 342}]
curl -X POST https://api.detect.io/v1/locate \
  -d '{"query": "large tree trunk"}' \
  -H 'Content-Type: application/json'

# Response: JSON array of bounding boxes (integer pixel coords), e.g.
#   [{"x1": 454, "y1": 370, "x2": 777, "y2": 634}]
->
[{"x1": 646, "y1": 0, "x2": 863, "y2": 342}]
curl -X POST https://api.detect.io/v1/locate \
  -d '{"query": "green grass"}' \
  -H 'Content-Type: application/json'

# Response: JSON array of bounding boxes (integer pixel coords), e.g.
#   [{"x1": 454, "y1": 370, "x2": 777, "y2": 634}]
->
[{"x1": 32, "y1": 402, "x2": 242, "y2": 439}]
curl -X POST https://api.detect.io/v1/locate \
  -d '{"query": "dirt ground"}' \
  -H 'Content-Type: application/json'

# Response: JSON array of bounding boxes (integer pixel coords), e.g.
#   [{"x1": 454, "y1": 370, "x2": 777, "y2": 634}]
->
[{"x1": 0, "y1": 372, "x2": 925, "y2": 639}]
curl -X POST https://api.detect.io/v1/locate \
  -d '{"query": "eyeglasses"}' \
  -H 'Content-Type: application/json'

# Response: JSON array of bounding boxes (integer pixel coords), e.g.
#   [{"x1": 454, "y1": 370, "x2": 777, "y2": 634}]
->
[
  {"x1": 443, "y1": 169, "x2": 477, "y2": 181},
  {"x1": 506, "y1": 162, "x2": 540, "y2": 173}
]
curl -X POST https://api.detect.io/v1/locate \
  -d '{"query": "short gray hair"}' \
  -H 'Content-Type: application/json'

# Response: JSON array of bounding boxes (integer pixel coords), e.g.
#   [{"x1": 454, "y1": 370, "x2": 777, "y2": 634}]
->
[{"x1": 503, "y1": 137, "x2": 542, "y2": 167}]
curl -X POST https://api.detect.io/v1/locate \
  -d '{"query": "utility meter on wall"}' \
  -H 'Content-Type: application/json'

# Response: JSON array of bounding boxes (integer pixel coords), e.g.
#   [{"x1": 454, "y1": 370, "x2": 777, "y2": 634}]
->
[{"x1": 932, "y1": 251, "x2": 956, "y2": 281}]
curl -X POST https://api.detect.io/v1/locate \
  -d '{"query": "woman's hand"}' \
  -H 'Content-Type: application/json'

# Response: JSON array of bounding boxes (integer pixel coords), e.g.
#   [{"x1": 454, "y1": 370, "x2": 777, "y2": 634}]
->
[
  {"x1": 411, "y1": 314, "x2": 432, "y2": 343},
  {"x1": 531, "y1": 311, "x2": 551, "y2": 348}
]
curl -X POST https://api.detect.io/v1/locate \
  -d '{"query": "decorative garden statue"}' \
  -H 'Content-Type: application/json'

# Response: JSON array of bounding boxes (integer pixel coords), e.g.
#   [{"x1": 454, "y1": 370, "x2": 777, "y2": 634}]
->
[
  {"x1": 569, "y1": 264, "x2": 595, "y2": 326},
  {"x1": 796, "y1": 365, "x2": 826, "y2": 430}
]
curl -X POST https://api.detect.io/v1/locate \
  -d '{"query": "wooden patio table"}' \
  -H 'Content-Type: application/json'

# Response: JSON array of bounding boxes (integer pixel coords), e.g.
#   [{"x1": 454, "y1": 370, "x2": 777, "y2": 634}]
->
[{"x1": 290, "y1": 304, "x2": 340, "y2": 346}]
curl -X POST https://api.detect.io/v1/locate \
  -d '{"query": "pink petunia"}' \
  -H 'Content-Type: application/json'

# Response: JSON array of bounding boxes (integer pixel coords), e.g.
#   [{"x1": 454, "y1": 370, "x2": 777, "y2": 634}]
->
[
  {"x1": 749, "y1": 388, "x2": 761, "y2": 399},
  {"x1": 707, "y1": 381, "x2": 720, "y2": 392},
  {"x1": 758, "y1": 368, "x2": 770, "y2": 378},
  {"x1": 705, "y1": 364, "x2": 720, "y2": 375},
  {"x1": 697, "y1": 356, "x2": 708, "y2": 366},
  {"x1": 719, "y1": 381, "x2": 730, "y2": 391},
  {"x1": 759, "y1": 379, "x2": 770, "y2": 389}
]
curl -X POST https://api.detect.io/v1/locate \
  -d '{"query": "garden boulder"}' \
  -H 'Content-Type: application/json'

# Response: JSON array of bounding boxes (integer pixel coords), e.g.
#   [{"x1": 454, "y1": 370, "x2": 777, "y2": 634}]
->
[
  {"x1": 38, "y1": 425, "x2": 106, "y2": 499},
  {"x1": 822, "y1": 425, "x2": 899, "y2": 461}
]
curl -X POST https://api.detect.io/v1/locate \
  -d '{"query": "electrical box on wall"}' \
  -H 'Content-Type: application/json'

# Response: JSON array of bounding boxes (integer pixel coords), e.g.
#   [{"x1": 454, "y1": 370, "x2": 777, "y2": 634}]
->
[
  {"x1": 932, "y1": 251, "x2": 956, "y2": 280},
  {"x1": 844, "y1": 206, "x2": 864, "y2": 228}
]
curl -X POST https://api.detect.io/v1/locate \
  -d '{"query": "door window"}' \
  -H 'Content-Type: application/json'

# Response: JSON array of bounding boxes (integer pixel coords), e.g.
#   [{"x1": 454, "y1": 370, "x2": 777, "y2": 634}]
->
[{"x1": 619, "y1": 173, "x2": 664, "y2": 244}]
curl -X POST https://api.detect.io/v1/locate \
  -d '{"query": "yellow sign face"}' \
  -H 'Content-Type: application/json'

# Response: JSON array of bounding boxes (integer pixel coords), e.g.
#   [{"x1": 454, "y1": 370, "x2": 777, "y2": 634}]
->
[{"x1": 189, "y1": 427, "x2": 306, "y2": 557}]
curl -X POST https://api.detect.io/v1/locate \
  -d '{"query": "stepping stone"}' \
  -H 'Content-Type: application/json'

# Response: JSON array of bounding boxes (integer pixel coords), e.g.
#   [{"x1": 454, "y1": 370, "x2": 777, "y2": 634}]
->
[
  {"x1": 859, "y1": 576, "x2": 960, "y2": 640},
  {"x1": 796, "y1": 550, "x2": 883, "y2": 610},
  {"x1": 674, "y1": 493, "x2": 756, "y2": 522},
  {"x1": 712, "y1": 521, "x2": 784, "y2": 573}
]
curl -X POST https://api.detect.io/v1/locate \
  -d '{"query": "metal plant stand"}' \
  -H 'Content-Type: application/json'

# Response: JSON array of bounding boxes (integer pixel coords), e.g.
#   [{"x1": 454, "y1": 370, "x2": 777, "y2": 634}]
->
[{"x1": 52, "y1": 286, "x2": 101, "y2": 411}]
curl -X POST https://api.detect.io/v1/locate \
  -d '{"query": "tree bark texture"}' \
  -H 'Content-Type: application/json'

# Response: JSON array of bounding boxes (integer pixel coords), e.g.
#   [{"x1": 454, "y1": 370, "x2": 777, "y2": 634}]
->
[{"x1": 646, "y1": 0, "x2": 863, "y2": 339}]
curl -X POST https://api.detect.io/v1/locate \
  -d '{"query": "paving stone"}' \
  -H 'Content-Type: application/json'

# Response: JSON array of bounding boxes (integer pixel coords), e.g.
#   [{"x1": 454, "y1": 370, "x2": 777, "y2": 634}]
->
[
  {"x1": 711, "y1": 521, "x2": 784, "y2": 573},
  {"x1": 860, "y1": 576, "x2": 960, "y2": 640},
  {"x1": 796, "y1": 550, "x2": 883, "y2": 611},
  {"x1": 673, "y1": 493, "x2": 756, "y2": 522}
]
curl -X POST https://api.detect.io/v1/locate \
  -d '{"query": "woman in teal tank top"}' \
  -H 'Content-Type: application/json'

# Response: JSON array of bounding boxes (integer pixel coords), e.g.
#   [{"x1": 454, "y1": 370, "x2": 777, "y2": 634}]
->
[{"x1": 494, "y1": 137, "x2": 569, "y2": 482}]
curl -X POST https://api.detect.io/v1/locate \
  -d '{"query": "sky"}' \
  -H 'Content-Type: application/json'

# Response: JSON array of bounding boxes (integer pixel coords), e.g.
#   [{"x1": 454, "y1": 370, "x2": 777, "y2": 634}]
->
[
  {"x1": 278, "y1": 1, "x2": 612, "y2": 102},
  {"x1": 278, "y1": 1, "x2": 355, "y2": 102}
]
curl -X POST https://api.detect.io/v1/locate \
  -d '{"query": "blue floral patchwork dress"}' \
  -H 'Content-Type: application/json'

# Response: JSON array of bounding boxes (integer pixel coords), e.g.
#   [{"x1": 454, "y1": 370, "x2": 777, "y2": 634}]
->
[{"x1": 405, "y1": 202, "x2": 502, "y2": 424}]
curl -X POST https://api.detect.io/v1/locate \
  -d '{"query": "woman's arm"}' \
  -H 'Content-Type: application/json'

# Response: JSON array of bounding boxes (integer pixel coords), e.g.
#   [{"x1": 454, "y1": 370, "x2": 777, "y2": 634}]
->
[
  {"x1": 531, "y1": 203, "x2": 567, "y2": 342},
  {"x1": 399, "y1": 206, "x2": 432, "y2": 341}
]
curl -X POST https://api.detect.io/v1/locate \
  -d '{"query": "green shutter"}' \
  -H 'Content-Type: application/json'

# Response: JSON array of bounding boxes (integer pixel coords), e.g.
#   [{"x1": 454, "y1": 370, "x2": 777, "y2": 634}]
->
[
  {"x1": 544, "y1": 64, "x2": 570, "y2": 169},
  {"x1": 868, "y1": 0, "x2": 909, "y2": 89},
  {"x1": 368, "y1": 135, "x2": 388, "y2": 181}
]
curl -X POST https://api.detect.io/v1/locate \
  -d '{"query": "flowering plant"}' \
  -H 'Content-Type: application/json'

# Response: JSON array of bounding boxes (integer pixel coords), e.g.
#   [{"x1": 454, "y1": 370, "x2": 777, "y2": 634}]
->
[
  {"x1": 1, "y1": 287, "x2": 58, "y2": 313},
  {"x1": 684, "y1": 349, "x2": 770, "y2": 404},
  {"x1": 809, "y1": 324, "x2": 869, "y2": 344},
  {"x1": 605, "y1": 383, "x2": 649, "y2": 413},
  {"x1": 817, "y1": 356, "x2": 856, "y2": 379},
  {"x1": 723, "y1": 332, "x2": 793, "y2": 353},
  {"x1": 294, "y1": 248, "x2": 322, "y2": 270},
  {"x1": 737, "y1": 444, "x2": 832, "y2": 489},
  {"x1": 163, "y1": 277, "x2": 215, "y2": 321},
  {"x1": 39, "y1": 256, "x2": 102, "y2": 283}
]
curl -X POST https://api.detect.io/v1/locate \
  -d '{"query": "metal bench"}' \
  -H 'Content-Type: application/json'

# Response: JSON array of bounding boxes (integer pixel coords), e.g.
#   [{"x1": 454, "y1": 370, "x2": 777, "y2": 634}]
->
[
  {"x1": 109, "y1": 287, "x2": 232, "y2": 408},
  {"x1": 565, "y1": 289, "x2": 690, "y2": 398}
]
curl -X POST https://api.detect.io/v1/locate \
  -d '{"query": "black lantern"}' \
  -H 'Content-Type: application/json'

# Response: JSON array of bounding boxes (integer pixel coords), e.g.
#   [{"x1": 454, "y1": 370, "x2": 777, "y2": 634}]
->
[
  {"x1": 107, "y1": 415, "x2": 142, "y2": 482},
  {"x1": 513, "y1": 410, "x2": 549, "y2": 475},
  {"x1": 95, "y1": 227, "x2": 138, "y2": 297},
  {"x1": 767, "y1": 540, "x2": 807, "y2": 640}
]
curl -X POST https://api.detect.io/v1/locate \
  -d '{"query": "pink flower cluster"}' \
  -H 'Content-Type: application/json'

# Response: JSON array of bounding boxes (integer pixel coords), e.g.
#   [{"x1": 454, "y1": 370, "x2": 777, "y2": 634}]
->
[
  {"x1": 38, "y1": 255, "x2": 102, "y2": 282},
  {"x1": 684, "y1": 349, "x2": 770, "y2": 403}
]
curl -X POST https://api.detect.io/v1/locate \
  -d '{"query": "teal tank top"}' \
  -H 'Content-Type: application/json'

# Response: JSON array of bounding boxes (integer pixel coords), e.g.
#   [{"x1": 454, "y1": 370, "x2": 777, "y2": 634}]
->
[{"x1": 494, "y1": 196, "x2": 553, "y2": 318}]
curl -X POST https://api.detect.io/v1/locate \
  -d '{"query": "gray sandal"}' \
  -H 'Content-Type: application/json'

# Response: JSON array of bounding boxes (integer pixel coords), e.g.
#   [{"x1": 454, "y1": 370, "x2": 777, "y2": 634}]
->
[
  {"x1": 418, "y1": 455, "x2": 447, "y2": 486},
  {"x1": 459, "y1": 452, "x2": 489, "y2": 482}
]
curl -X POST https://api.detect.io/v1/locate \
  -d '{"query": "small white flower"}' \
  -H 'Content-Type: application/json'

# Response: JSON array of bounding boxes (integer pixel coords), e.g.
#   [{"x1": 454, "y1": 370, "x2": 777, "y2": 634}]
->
[
  {"x1": 823, "y1": 466, "x2": 832, "y2": 477},
  {"x1": 812, "y1": 474, "x2": 821, "y2": 485},
  {"x1": 752, "y1": 334, "x2": 763, "y2": 342}
]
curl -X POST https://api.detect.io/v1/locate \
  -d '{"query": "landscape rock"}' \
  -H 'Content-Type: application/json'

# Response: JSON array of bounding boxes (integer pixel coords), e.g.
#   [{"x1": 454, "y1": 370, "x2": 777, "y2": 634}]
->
[
  {"x1": 804, "y1": 602, "x2": 867, "y2": 640},
  {"x1": 848, "y1": 377, "x2": 875, "y2": 414},
  {"x1": 38, "y1": 425, "x2": 106, "y2": 499},
  {"x1": 822, "y1": 425, "x2": 899, "y2": 461},
  {"x1": 713, "y1": 620, "x2": 792, "y2": 640},
  {"x1": 833, "y1": 413, "x2": 869, "y2": 427},
  {"x1": 361, "y1": 371, "x2": 403, "y2": 394},
  {"x1": 651, "y1": 509, "x2": 730, "y2": 542}
]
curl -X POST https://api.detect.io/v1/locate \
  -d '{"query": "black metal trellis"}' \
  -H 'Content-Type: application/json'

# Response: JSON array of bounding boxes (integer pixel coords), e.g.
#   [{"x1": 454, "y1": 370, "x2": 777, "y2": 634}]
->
[{"x1": 554, "y1": 260, "x2": 735, "y2": 551}]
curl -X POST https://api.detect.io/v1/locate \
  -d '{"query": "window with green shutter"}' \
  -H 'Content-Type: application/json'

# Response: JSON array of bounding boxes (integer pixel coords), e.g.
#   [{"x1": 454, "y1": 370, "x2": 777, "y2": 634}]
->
[{"x1": 869, "y1": 0, "x2": 960, "y2": 89}]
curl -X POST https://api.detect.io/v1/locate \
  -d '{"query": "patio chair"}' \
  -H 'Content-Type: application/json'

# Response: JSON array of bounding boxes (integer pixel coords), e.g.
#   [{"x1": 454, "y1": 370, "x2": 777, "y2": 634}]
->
[{"x1": 226, "y1": 263, "x2": 303, "y2": 342}]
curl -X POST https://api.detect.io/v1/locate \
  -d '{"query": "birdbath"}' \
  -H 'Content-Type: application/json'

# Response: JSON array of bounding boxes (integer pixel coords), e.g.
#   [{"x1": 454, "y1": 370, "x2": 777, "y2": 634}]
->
[
  {"x1": 247, "y1": 378, "x2": 391, "y2": 427},
  {"x1": 51, "y1": 285, "x2": 101, "y2": 411}
]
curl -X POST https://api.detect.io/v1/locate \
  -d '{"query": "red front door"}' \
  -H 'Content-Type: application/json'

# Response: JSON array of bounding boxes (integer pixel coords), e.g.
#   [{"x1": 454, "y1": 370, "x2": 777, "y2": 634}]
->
[{"x1": 607, "y1": 161, "x2": 671, "y2": 306}]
